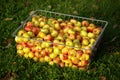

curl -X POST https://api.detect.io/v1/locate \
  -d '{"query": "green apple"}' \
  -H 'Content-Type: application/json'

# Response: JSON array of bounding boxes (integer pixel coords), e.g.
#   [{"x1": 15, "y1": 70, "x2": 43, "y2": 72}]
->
[
  {"x1": 68, "y1": 29, "x2": 75, "y2": 34},
  {"x1": 75, "y1": 21, "x2": 81, "y2": 27},
  {"x1": 17, "y1": 30, "x2": 26, "y2": 36},
  {"x1": 54, "y1": 23, "x2": 60, "y2": 30},
  {"x1": 22, "y1": 33, "x2": 30, "y2": 38},
  {"x1": 66, "y1": 39, "x2": 73, "y2": 47},
  {"x1": 51, "y1": 30, "x2": 58, "y2": 37},
  {"x1": 41, "y1": 28, "x2": 49, "y2": 34},
  {"x1": 17, "y1": 49, "x2": 24, "y2": 56},
  {"x1": 23, "y1": 47, "x2": 30, "y2": 53},
  {"x1": 28, "y1": 52, "x2": 34, "y2": 58},
  {"x1": 27, "y1": 31, "x2": 35, "y2": 37},
  {"x1": 87, "y1": 32, "x2": 95, "y2": 38},
  {"x1": 80, "y1": 30, "x2": 87, "y2": 37},
  {"x1": 82, "y1": 39, "x2": 89, "y2": 46}
]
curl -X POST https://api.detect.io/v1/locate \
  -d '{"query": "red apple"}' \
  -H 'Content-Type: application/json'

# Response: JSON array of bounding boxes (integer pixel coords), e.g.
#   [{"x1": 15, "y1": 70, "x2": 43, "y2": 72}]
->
[
  {"x1": 59, "y1": 62, "x2": 65, "y2": 67},
  {"x1": 44, "y1": 35, "x2": 53, "y2": 41},
  {"x1": 81, "y1": 20, "x2": 89, "y2": 27},
  {"x1": 32, "y1": 27, "x2": 39, "y2": 35},
  {"x1": 26, "y1": 22, "x2": 34, "y2": 27},
  {"x1": 87, "y1": 23, "x2": 95, "y2": 32},
  {"x1": 69, "y1": 34, "x2": 75, "y2": 40},
  {"x1": 93, "y1": 27, "x2": 102, "y2": 35}
]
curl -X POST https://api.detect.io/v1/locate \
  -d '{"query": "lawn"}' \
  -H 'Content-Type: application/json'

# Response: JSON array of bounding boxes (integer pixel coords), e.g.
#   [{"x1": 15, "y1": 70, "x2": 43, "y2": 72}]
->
[{"x1": 0, "y1": 0, "x2": 120, "y2": 80}]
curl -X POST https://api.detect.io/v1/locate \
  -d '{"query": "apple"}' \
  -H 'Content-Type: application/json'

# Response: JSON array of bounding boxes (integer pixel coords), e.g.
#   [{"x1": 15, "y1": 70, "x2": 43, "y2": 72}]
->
[
  {"x1": 41, "y1": 28, "x2": 49, "y2": 34},
  {"x1": 16, "y1": 44, "x2": 23, "y2": 50},
  {"x1": 81, "y1": 53, "x2": 90, "y2": 60},
  {"x1": 22, "y1": 33, "x2": 30, "y2": 38},
  {"x1": 33, "y1": 57, "x2": 38, "y2": 61},
  {"x1": 39, "y1": 21, "x2": 45, "y2": 27},
  {"x1": 17, "y1": 30, "x2": 26, "y2": 36},
  {"x1": 68, "y1": 29, "x2": 75, "y2": 34},
  {"x1": 32, "y1": 27, "x2": 39, "y2": 35},
  {"x1": 87, "y1": 23, "x2": 95, "y2": 32},
  {"x1": 62, "y1": 47, "x2": 69, "y2": 54},
  {"x1": 69, "y1": 34, "x2": 75, "y2": 40},
  {"x1": 71, "y1": 57, "x2": 79, "y2": 65},
  {"x1": 82, "y1": 39, "x2": 89, "y2": 46},
  {"x1": 35, "y1": 46, "x2": 42, "y2": 52},
  {"x1": 81, "y1": 26, "x2": 87, "y2": 31},
  {"x1": 53, "y1": 47, "x2": 61, "y2": 55},
  {"x1": 57, "y1": 18, "x2": 63, "y2": 22},
  {"x1": 37, "y1": 32, "x2": 46, "y2": 38},
  {"x1": 20, "y1": 42, "x2": 27, "y2": 47},
  {"x1": 69, "y1": 49, "x2": 76, "y2": 55},
  {"x1": 49, "y1": 53, "x2": 57, "y2": 59},
  {"x1": 28, "y1": 52, "x2": 34, "y2": 58},
  {"x1": 63, "y1": 54, "x2": 68, "y2": 60},
  {"x1": 81, "y1": 20, "x2": 89, "y2": 27},
  {"x1": 87, "y1": 32, "x2": 95, "y2": 38},
  {"x1": 53, "y1": 57, "x2": 60, "y2": 63},
  {"x1": 39, "y1": 57, "x2": 45, "y2": 62},
  {"x1": 74, "y1": 26, "x2": 81, "y2": 31},
  {"x1": 70, "y1": 19, "x2": 77, "y2": 24},
  {"x1": 90, "y1": 38, "x2": 96, "y2": 45},
  {"x1": 75, "y1": 21, "x2": 81, "y2": 27},
  {"x1": 86, "y1": 49, "x2": 92, "y2": 54},
  {"x1": 49, "y1": 61, "x2": 54, "y2": 65},
  {"x1": 43, "y1": 24, "x2": 50, "y2": 29},
  {"x1": 51, "y1": 30, "x2": 58, "y2": 37},
  {"x1": 27, "y1": 31, "x2": 35, "y2": 37},
  {"x1": 44, "y1": 35, "x2": 53, "y2": 41},
  {"x1": 81, "y1": 60, "x2": 88, "y2": 66},
  {"x1": 55, "y1": 35, "x2": 64, "y2": 41},
  {"x1": 17, "y1": 49, "x2": 24, "y2": 56},
  {"x1": 34, "y1": 20, "x2": 39, "y2": 26},
  {"x1": 65, "y1": 39, "x2": 73, "y2": 47},
  {"x1": 60, "y1": 22, "x2": 67, "y2": 29},
  {"x1": 56, "y1": 41, "x2": 64, "y2": 49},
  {"x1": 93, "y1": 27, "x2": 102, "y2": 35},
  {"x1": 54, "y1": 23, "x2": 60, "y2": 30},
  {"x1": 26, "y1": 42, "x2": 34, "y2": 48},
  {"x1": 59, "y1": 62, "x2": 65, "y2": 67},
  {"x1": 44, "y1": 56, "x2": 51, "y2": 62},
  {"x1": 45, "y1": 47, "x2": 53, "y2": 53},
  {"x1": 76, "y1": 35, "x2": 82, "y2": 41},
  {"x1": 26, "y1": 22, "x2": 34, "y2": 27},
  {"x1": 74, "y1": 44, "x2": 81, "y2": 50},
  {"x1": 23, "y1": 47, "x2": 30, "y2": 53},
  {"x1": 80, "y1": 30, "x2": 87, "y2": 37},
  {"x1": 32, "y1": 16, "x2": 39, "y2": 23},
  {"x1": 63, "y1": 27, "x2": 69, "y2": 33},
  {"x1": 24, "y1": 53, "x2": 29, "y2": 58}
]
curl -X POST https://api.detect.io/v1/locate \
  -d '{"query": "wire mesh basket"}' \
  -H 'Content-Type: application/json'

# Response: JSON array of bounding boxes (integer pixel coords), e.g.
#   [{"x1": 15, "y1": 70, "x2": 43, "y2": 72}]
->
[{"x1": 12, "y1": 10, "x2": 108, "y2": 70}]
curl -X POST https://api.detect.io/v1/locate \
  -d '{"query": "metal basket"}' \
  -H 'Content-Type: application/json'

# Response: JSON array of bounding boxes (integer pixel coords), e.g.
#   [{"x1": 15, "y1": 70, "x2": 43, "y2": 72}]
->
[{"x1": 12, "y1": 10, "x2": 108, "y2": 69}]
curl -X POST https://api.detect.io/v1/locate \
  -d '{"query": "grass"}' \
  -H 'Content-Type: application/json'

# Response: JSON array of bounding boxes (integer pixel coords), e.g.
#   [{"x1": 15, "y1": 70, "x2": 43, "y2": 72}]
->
[{"x1": 0, "y1": 0, "x2": 120, "y2": 80}]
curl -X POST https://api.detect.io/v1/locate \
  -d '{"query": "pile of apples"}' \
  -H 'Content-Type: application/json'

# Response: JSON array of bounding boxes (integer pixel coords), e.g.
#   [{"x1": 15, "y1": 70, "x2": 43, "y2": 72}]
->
[{"x1": 15, "y1": 15, "x2": 102, "y2": 69}]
